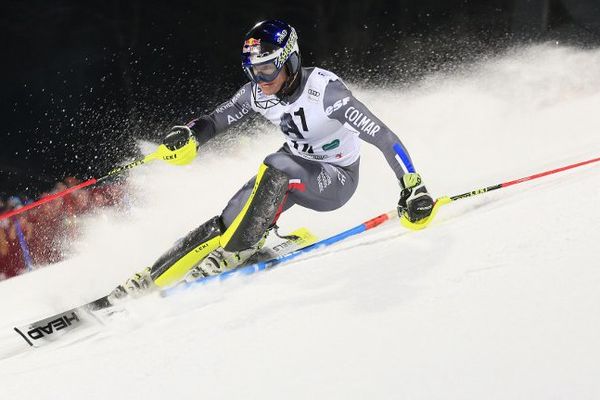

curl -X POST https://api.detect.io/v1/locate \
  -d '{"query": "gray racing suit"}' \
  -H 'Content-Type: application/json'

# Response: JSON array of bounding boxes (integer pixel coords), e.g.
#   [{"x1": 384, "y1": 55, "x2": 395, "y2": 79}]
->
[{"x1": 186, "y1": 67, "x2": 416, "y2": 229}]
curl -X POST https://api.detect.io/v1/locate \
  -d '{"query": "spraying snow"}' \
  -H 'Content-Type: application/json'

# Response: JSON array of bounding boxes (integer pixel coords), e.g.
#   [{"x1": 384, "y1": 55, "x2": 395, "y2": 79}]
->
[{"x1": 1, "y1": 45, "x2": 600, "y2": 399}]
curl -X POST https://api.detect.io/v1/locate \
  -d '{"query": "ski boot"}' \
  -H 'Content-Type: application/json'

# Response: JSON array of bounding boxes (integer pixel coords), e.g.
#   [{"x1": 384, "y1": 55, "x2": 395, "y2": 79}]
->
[
  {"x1": 109, "y1": 267, "x2": 155, "y2": 301},
  {"x1": 107, "y1": 215, "x2": 223, "y2": 301},
  {"x1": 185, "y1": 231, "x2": 269, "y2": 282}
]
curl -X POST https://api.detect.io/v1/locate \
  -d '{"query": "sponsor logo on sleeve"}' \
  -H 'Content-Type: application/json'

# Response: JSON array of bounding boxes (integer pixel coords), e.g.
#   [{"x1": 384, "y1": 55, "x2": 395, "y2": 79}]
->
[
  {"x1": 216, "y1": 88, "x2": 246, "y2": 114},
  {"x1": 216, "y1": 101, "x2": 233, "y2": 114},
  {"x1": 231, "y1": 87, "x2": 246, "y2": 103},
  {"x1": 325, "y1": 97, "x2": 350, "y2": 116},
  {"x1": 227, "y1": 105, "x2": 250, "y2": 125},
  {"x1": 344, "y1": 106, "x2": 381, "y2": 136}
]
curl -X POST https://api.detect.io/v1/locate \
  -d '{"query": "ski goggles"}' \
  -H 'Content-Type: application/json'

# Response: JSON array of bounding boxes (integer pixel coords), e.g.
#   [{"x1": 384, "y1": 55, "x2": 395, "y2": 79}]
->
[{"x1": 243, "y1": 59, "x2": 282, "y2": 83}]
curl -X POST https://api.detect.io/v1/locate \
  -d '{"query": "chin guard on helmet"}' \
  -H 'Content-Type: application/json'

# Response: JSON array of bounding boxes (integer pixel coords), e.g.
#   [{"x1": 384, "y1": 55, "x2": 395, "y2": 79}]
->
[{"x1": 249, "y1": 67, "x2": 302, "y2": 110}]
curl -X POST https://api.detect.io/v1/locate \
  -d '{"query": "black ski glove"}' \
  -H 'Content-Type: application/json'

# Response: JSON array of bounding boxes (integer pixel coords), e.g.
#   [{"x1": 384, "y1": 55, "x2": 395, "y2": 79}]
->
[
  {"x1": 163, "y1": 126, "x2": 194, "y2": 151},
  {"x1": 398, "y1": 173, "x2": 434, "y2": 223}
]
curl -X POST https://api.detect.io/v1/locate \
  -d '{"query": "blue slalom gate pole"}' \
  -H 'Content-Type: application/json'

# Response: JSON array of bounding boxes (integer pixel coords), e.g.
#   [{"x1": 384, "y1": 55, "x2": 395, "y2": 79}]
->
[
  {"x1": 162, "y1": 210, "x2": 397, "y2": 297},
  {"x1": 14, "y1": 219, "x2": 33, "y2": 272}
]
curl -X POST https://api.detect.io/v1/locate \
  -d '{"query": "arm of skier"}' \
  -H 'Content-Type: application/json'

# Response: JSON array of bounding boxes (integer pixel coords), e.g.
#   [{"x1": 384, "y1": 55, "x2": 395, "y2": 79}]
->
[
  {"x1": 161, "y1": 83, "x2": 255, "y2": 162},
  {"x1": 324, "y1": 79, "x2": 434, "y2": 223},
  {"x1": 323, "y1": 79, "x2": 412, "y2": 180},
  {"x1": 184, "y1": 83, "x2": 254, "y2": 146}
]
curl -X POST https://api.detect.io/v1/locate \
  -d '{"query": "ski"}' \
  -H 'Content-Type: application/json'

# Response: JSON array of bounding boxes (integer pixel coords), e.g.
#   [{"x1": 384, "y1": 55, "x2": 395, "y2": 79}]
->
[
  {"x1": 13, "y1": 227, "x2": 317, "y2": 348},
  {"x1": 13, "y1": 295, "x2": 115, "y2": 348}
]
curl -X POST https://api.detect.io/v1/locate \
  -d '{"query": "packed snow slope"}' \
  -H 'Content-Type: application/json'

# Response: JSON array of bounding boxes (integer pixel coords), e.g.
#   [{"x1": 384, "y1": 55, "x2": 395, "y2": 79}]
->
[{"x1": 1, "y1": 45, "x2": 600, "y2": 399}]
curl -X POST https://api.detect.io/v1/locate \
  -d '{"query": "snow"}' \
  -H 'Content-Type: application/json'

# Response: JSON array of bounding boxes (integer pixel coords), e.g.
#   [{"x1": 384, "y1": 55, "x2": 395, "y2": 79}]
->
[{"x1": 1, "y1": 45, "x2": 600, "y2": 399}]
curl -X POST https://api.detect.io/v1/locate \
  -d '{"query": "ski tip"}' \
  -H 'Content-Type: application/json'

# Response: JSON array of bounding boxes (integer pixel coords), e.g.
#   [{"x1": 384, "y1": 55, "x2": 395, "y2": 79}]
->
[
  {"x1": 13, "y1": 327, "x2": 34, "y2": 347},
  {"x1": 400, "y1": 196, "x2": 451, "y2": 231}
]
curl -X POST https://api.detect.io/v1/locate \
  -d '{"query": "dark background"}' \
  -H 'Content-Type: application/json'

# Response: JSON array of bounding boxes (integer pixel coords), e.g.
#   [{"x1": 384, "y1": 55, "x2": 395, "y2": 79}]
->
[{"x1": 2, "y1": 0, "x2": 599, "y2": 197}]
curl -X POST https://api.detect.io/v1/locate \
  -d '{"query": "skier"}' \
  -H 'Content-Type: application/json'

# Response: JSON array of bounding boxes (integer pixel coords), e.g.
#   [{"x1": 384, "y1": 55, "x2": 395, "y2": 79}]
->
[{"x1": 119, "y1": 19, "x2": 434, "y2": 296}]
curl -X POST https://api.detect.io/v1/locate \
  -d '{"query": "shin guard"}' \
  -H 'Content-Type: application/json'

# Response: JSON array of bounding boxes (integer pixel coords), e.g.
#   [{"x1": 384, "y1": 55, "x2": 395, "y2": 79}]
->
[
  {"x1": 220, "y1": 163, "x2": 289, "y2": 252},
  {"x1": 150, "y1": 216, "x2": 224, "y2": 287}
]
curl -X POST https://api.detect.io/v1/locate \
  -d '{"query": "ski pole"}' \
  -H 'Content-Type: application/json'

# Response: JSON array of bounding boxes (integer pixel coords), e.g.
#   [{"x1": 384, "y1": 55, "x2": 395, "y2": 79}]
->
[
  {"x1": 14, "y1": 218, "x2": 33, "y2": 271},
  {"x1": 0, "y1": 151, "x2": 160, "y2": 222},
  {"x1": 235, "y1": 210, "x2": 399, "y2": 274},
  {"x1": 447, "y1": 155, "x2": 600, "y2": 202},
  {"x1": 402, "y1": 154, "x2": 600, "y2": 230},
  {"x1": 0, "y1": 136, "x2": 199, "y2": 222}
]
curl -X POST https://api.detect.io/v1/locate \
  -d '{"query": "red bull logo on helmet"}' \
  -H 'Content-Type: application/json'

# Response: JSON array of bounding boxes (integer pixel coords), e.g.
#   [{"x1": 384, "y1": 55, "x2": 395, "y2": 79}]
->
[{"x1": 243, "y1": 38, "x2": 261, "y2": 53}]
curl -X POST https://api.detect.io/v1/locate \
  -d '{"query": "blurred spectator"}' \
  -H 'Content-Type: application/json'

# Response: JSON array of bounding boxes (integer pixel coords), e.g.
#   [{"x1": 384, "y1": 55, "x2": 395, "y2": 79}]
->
[
  {"x1": 0, "y1": 197, "x2": 27, "y2": 278},
  {"x1": 0, "y1": 178, "x2": 127, "y2": 281},
  {"x1": 0, "y1": 197, "x2": 10, "y2": 279}
]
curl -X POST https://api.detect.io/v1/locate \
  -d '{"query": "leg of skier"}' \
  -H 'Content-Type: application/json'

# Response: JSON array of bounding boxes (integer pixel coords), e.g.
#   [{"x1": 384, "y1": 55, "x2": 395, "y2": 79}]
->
[
  {"x1": 190, "y1": 145, "x2": 360, "y2": 278},
  {"x1": 117, "y1": 161, "x2": 290, "y2": 296},
  {"x1": 116, "y1": 145, "x2": 359, "y2": 297},
  {"x1": 187, "y1": 161, "x2": 291, "y2": 278}
]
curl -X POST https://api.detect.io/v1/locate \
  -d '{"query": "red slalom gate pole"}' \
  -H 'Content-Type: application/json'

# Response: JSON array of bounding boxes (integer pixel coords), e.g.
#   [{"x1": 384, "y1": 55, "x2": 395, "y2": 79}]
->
[
  {"x1": 0, "y1": 179, "x2": 97, "y2": 221},
  {"x1": 0, "y1": 152, "x2": 160, "y2": 222}
]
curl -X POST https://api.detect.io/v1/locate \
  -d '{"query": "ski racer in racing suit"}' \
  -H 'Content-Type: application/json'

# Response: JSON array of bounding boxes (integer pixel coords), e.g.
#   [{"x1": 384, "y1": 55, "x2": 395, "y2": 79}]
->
[{"x1": 117, "y1": 19, "x2": 434, "y2": 296}]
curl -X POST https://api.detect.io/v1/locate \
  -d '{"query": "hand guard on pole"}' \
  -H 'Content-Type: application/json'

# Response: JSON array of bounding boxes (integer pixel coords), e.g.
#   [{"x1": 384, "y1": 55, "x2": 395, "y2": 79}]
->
[
  {"x1": 397, "y1": 172, "x2": 434, "y2": 223},
  {"x1": 157, "y1": 126, "x2": 199, "y2": 166}
]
